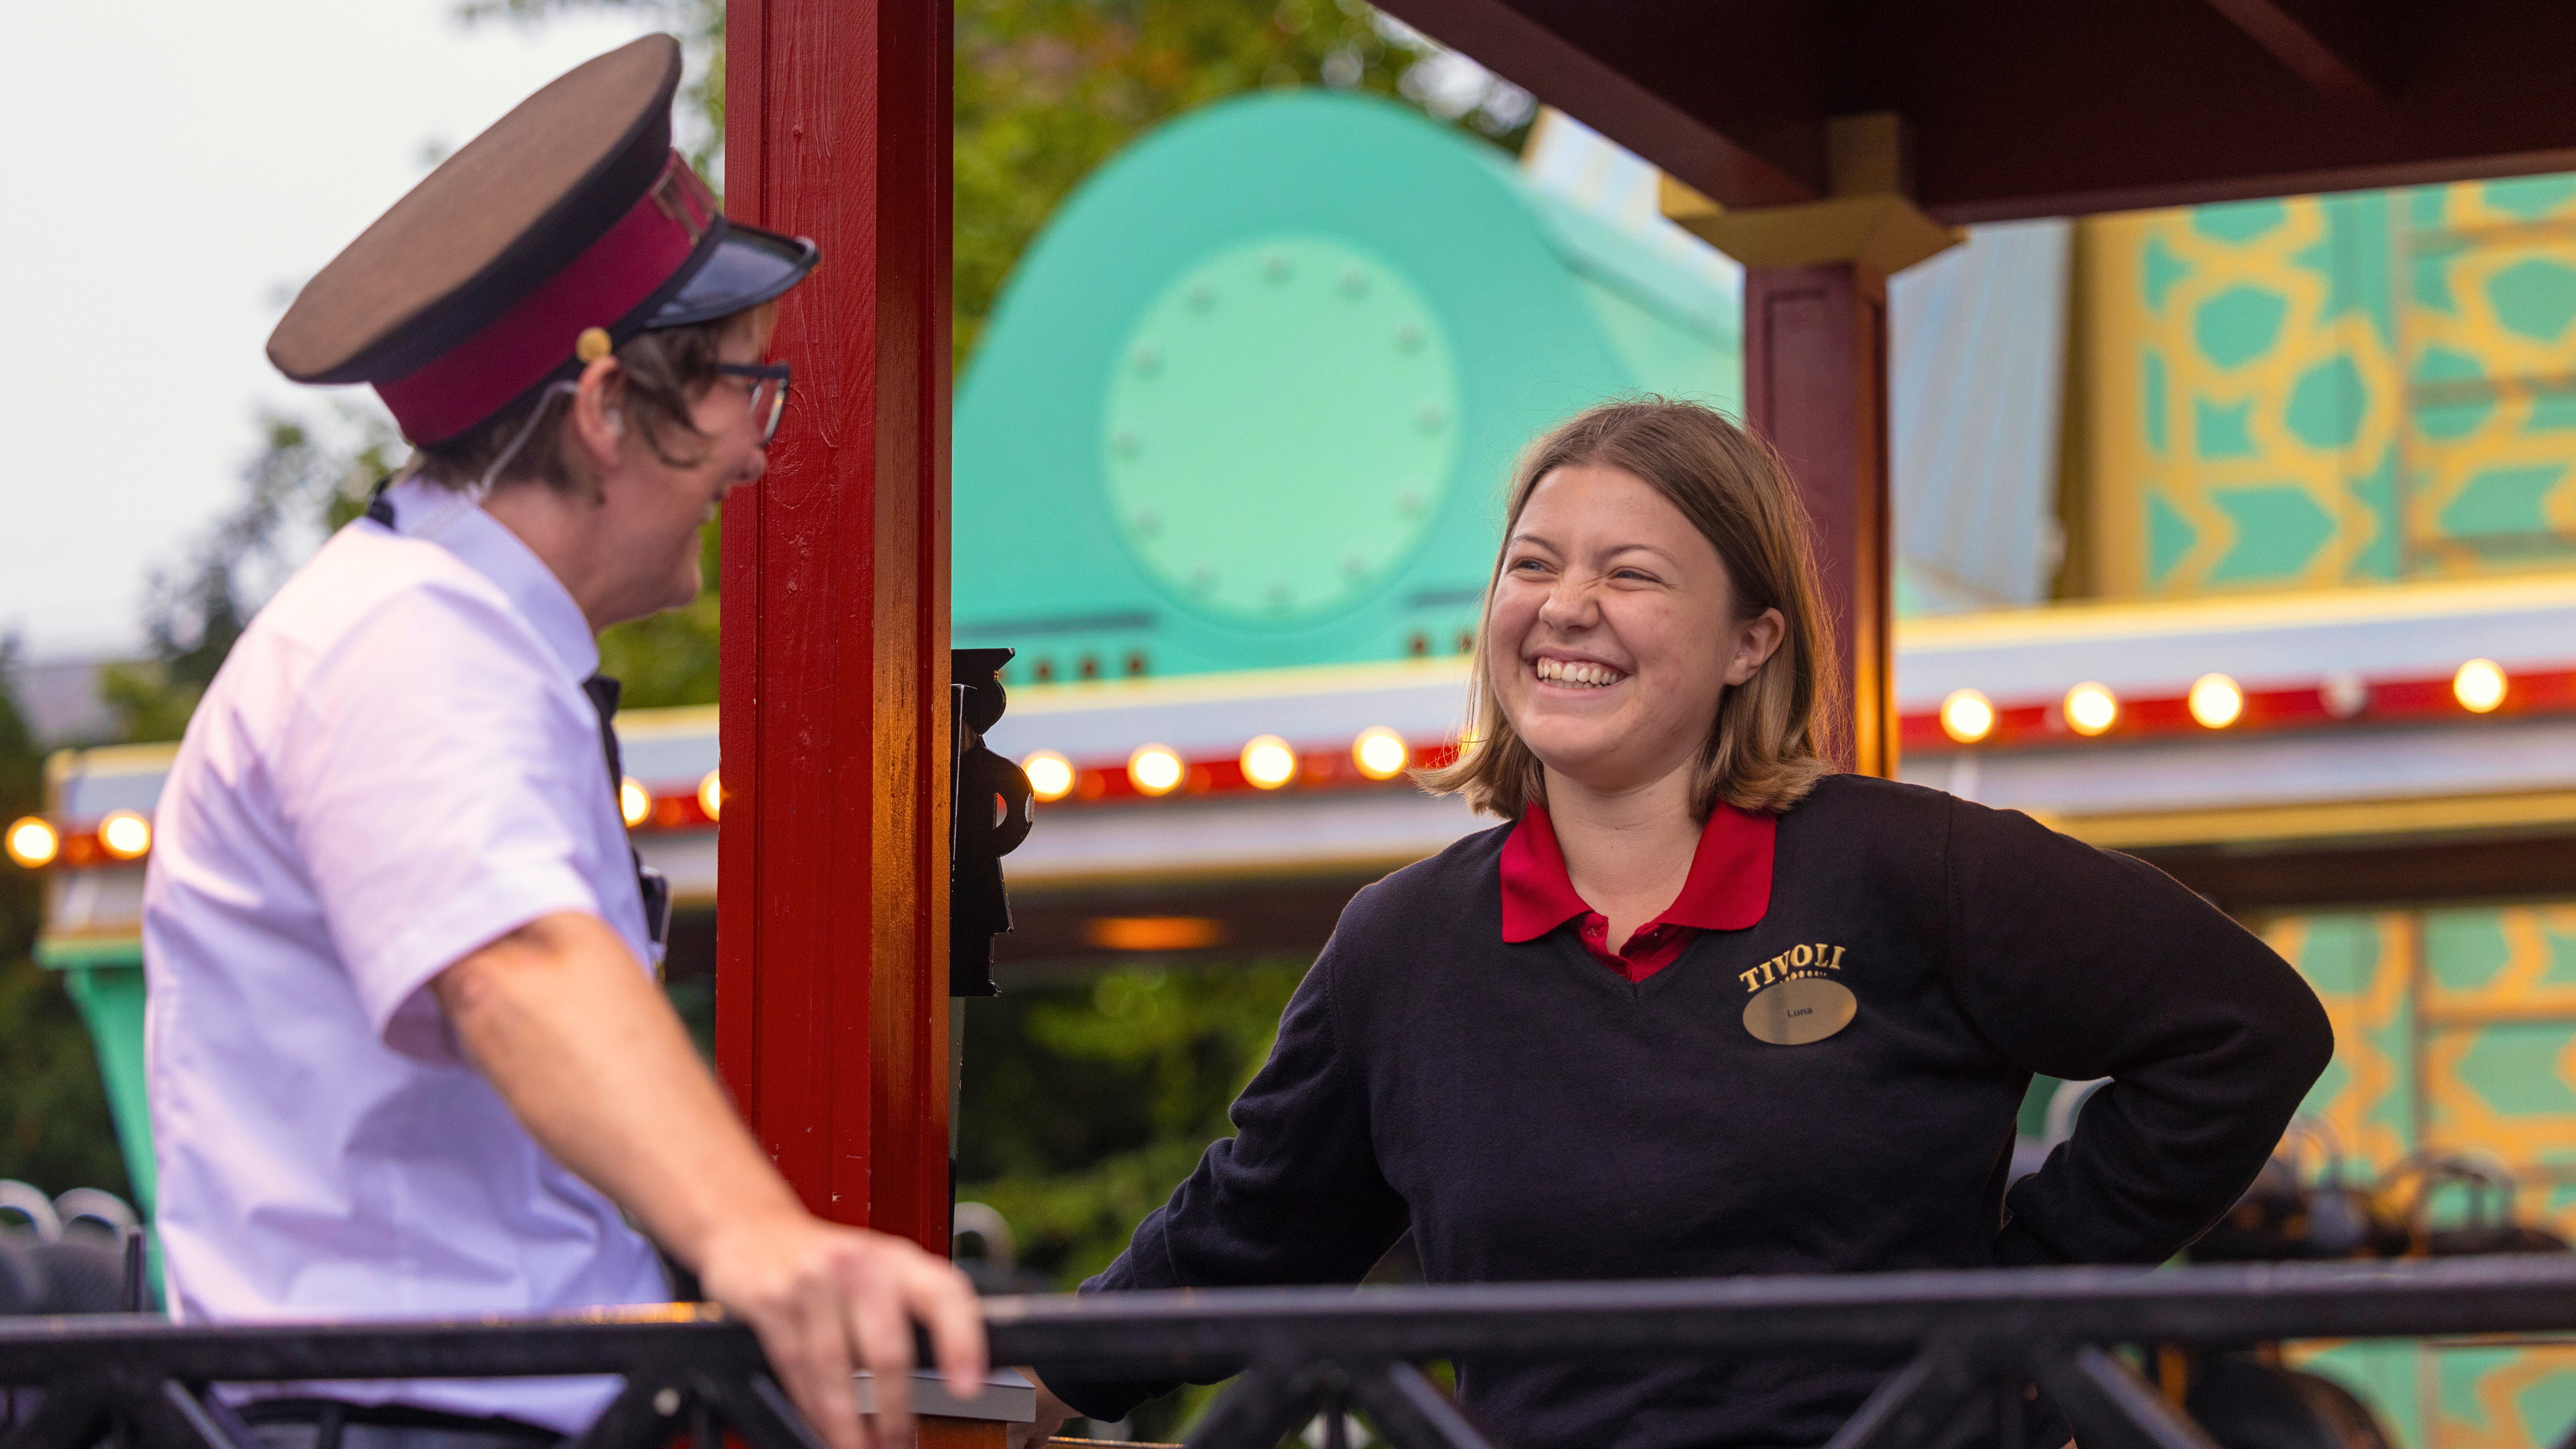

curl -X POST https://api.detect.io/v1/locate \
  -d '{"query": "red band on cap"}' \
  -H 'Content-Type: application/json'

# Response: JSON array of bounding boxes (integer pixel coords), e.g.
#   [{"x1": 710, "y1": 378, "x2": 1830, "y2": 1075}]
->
[{"x1": 376, "y1": 153, "x2": 716, "y2": 443}]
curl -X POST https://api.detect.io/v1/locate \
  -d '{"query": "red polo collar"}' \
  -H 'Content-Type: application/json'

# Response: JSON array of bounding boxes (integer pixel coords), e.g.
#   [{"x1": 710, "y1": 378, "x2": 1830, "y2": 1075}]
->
[{"x1": 1500, "y1": 799, "x2": 1775, "y2": 944}]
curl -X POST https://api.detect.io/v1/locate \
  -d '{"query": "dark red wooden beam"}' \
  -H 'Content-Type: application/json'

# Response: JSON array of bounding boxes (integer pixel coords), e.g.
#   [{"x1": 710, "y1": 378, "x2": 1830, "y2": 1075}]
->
[
  {"x1": 718, "y1": 0, "x2": 955, "y2": 1253},
  {"x1": 2198, "y1": 0, "x2": 2398, "y2": 106},
  {"x1": 1379, "y1": 0, "x2": 1821, "y2": 208},
  {"x1": 1371, "y1": 0, "x2": 2576, "y2": 224}
]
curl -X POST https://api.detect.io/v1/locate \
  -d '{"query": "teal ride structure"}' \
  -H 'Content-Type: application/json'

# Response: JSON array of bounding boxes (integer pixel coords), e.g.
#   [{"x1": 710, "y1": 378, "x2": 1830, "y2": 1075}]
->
[{"x1": 950, "y1": 89, "x2": 1739, "y2": 685}]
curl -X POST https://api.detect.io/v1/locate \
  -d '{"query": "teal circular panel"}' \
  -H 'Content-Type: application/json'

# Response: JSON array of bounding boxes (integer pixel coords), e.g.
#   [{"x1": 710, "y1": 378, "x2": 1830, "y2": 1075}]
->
[{"x1": 1103, "y1": 233, "x2": 1460, "y2": 626}]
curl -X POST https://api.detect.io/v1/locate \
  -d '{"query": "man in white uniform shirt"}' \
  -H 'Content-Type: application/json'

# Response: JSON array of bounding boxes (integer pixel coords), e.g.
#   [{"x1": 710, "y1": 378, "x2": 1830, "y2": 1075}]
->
[{"x1": 142, "y1": 36, "x2": 982, "y2": 1449}]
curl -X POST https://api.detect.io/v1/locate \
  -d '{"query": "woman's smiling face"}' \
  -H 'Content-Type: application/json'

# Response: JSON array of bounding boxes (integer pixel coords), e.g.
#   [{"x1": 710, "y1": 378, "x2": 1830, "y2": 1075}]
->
[{"x1": 1488, "y1": 463, "x2": 1779, "y2": 798}]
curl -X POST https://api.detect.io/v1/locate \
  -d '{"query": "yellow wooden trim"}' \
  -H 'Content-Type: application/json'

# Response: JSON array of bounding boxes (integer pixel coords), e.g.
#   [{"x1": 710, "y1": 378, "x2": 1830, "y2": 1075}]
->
[
  {"x1": 610, "y1": 704, "x2": 720, "y2": 738},
  {"x1": 2422, "y1": 1006, "x2": 2576, "y2": 1028},
  {"x1": 35, "y1": 924, "x2": 147, "y2": 943},
  {"x1": 2060, "y1": 789, "x2": 2576, "y2": 850},
  {"x1": 54, "y1": 741, "x2": 182, "y2": 776},
  {"x1": 36, "y1": 705, "x2": 729, "y2": 797},
  {"x1": 1670, "y1": 194, "x2": 1963, "y2": 276},
  {"x1": 1899, "y1": 571, "x2": 2576, "y2": 650},
  {"x1": 34, "y1": 933, "x2": 144, "y2": 972}
]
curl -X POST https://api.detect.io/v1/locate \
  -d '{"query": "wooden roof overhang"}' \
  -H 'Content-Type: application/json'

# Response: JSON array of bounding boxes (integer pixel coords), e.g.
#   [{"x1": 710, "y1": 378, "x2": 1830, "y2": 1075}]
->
[{"x1": 1377, "y1": 1, "x2": 2576, "y2": 221}]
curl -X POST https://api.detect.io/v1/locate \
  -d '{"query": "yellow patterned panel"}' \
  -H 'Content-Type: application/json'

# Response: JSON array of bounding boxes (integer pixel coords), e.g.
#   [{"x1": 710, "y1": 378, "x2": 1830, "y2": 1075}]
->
[
  {"x1": 2403, "y1": 182, "x2": 2576, "y2": 576},
  {"x1": 2422, "y1": 905, "x2": 2576, "y2": 1020},
  {"x1": 2292, "y1": 1341, "x2": 2425, "y2": 1449},
  {"x1": 2082, "y1": 199, "x2": 2405, "y2": 596},
  {"x1": 2431, "y1": 1345, "x2": 2576, "y2": 1449},
  {"x1": 2420, "y1": 907, "x2": 2576, "y2": 1243},
  {"x1": 2269, "y1": 913, "x2": 2416, "y2": 1175},
  {"x1": 2074, "y1": 176, "x2": 2576, "y2": 597},
  {"x1": 2271, "y1": 905, "x2": 2576, "y2": 1449}
]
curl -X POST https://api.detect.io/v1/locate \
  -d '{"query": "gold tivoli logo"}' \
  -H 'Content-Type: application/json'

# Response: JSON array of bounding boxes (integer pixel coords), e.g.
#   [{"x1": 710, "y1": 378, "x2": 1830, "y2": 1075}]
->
[{"x1": 1739, "y1": 943, "x2": 1857, "y2": 1046}]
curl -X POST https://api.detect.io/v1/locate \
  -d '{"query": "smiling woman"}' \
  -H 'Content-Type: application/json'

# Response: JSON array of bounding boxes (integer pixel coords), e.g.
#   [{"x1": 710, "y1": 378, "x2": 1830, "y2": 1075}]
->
[
  {"x1": 1019, "y1": 398, "x2": 2336, "y2": 1449},
  {"x1": 1424, "y1": 402, "x2": 1833, "y2": 808}
]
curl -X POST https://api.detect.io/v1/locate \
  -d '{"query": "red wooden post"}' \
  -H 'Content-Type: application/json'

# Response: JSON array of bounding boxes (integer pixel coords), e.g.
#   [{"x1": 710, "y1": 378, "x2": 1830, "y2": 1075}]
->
[
  {"x1": 1662, "y1": 115, "x2": 1955, "y2": 779},
  {"x1": 717, "y1": 0, "x2": 956, "y2": 1252},
  {"x1": 1742, "y1": 264, "x2": 1893, "y2": 776}
]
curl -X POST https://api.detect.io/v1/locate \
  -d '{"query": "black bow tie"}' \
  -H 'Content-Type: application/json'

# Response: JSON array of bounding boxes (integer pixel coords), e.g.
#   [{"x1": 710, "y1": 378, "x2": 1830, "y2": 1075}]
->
[
  {"x1": 582, "y1": 673, "x2": 671, "y2": 958},
  {"x1": 581, "y1": 674, "x2": 626, "y2": 785}
]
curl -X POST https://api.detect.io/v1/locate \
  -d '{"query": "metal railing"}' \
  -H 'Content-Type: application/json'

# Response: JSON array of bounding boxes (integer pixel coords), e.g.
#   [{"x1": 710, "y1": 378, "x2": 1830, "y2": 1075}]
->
[{"x1": 10, "y1": 1256, "x2": 2576, "y2": 1449}]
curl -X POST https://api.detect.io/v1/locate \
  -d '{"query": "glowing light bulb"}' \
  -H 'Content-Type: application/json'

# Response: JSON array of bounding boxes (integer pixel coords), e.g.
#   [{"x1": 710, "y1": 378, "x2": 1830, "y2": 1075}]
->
[
  {"x1": 620, "y1": 778, "x2": 651, "y2": 828},
  {"x1": 2188, "y1": 673, "x2": 2245, "y2": 729},
  {"x1": 698, "y1": 770, "x2": 723, "y2": 822},
  {"x1": 2455, "y1": 658, "x2": 2507, "y2": 714},
  {"x1": 2063, "y1": 682, "x2": 2119, "y2": 737},
  {"x1": 1024, "y1": 751, "x2": 1076, "y2": 802},
  {"x1": 1128, "y1": 745, "x2": 1185, "y2": 796},
  {"x1": 5, "y1": 816, "x2": 58, "y2": 869},
  {"x1": 1240, "y1": 735, "x2": 1298, "y2": 790},
  {"x1": 97, "y1": 810, "x2": 152, "y2": 861},
  {"x1": 1939, "y1": 689, "x2": 1995, "y2": 744},
  {"x1": 1352, "y1": 727, "x2": 1409, "y2": 780}
]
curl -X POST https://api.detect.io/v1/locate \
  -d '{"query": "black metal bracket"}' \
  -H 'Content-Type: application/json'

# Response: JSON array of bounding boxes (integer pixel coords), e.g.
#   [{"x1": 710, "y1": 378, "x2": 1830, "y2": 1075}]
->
[{"x1": 949, "y1": 647, "x2": 1032, "y2": 998}]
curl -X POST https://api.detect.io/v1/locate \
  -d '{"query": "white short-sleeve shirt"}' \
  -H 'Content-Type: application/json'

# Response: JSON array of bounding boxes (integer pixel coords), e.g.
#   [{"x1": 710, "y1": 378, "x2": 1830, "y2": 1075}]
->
[{"x1": 144, "y1": 477, "x2": 670, "y2": 1432}]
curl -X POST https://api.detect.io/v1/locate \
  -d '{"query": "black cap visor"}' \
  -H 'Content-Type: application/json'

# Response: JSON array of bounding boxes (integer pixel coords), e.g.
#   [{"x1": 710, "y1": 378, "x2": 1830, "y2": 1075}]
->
[{"x1": 647, "y1": 220, "x2": 819, "y2": 330}]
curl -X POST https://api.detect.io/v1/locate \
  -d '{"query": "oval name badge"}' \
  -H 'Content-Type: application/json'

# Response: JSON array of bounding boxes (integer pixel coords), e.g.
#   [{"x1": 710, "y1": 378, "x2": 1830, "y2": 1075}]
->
[{"x1": 1742, "y1": 975, "x2": 1857, "y2": 1046}]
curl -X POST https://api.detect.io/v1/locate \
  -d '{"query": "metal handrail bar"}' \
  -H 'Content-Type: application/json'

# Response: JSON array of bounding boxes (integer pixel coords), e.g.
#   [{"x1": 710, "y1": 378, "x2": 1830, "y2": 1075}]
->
[
  {"x1": 0, "y1": 1305, "x2": 754, "y2": 1382},
  {"x1": 9, "y1": 1258, "x2": 2576, "y2": 1449},
  {"x1": 975, "y1": 1253, "x2": 2576, "y2": 1368}
]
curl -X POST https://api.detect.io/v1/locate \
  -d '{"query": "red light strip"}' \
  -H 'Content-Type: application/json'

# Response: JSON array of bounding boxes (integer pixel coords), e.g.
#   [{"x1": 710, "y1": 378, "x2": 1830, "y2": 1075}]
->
[
  {"x1": 1899, "y1": 664, "x2": 2576, "y2": 751},
  {"x1": 1044, "y1": 741, "x2": 1462, "y2": 808},
  {"x1": 641, "y1": 790, "x2": 718, "y2": 831},
  {"x1": 21, "y1": 792, "x2": 724, "y2": 873},
  {"x1": 23, "y1": 663, "x2": 2576, "y2": 871},
  {"x1": 1036, "y1": 665, "x2": 2576, "y2": 807}
]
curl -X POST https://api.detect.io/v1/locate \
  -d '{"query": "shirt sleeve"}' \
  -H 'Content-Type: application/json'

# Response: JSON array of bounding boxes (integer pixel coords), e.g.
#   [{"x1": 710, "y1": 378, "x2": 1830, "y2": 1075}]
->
[
  {"x1": 1041, "y1": 930, "x2": 1411, "y2": 1424},
  {"x1": 1937, "y1": 795, "x2": 2334, "y2": 1265},
  {"x1": 280, "y1": 584, "x2": 610, "y2": 1063}
]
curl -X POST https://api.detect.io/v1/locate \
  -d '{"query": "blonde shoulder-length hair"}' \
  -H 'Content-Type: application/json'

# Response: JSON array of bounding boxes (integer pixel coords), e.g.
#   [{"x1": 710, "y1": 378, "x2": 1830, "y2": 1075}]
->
[{"x1": 1415, "y1": 398, "x2": 1840, "y2": 820}]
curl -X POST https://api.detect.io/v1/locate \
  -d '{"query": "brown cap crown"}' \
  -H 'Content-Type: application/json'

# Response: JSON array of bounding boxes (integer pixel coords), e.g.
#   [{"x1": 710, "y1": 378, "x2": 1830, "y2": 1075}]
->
[{"x1": 268, "y1": 35, "x2": 683, "y2": 386}]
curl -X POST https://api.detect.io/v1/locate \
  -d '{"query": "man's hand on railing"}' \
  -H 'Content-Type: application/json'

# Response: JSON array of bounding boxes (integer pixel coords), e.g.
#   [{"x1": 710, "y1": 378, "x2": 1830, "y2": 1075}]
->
[
  {"x1": 698, "y1": 1210, "x2": 987, "y2": 1449},
  {"x1": 1005, "y1": 1369, "x2": 1076, "y2": 1449},
  {"x1": 433, "y1": 912, "x2": 989, "y2": 1449}
]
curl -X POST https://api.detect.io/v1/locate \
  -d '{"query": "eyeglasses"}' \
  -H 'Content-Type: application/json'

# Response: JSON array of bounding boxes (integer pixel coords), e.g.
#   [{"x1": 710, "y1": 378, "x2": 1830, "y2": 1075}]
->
[{"x1": 718, "y1": 362, "x2": 793, "y2": 447}]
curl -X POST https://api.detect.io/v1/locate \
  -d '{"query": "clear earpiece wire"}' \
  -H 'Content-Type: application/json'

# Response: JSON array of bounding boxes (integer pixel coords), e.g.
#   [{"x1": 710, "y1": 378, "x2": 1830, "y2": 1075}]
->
[{"x1": 473, "y1": 380, "x2": 581, "y2": 501}]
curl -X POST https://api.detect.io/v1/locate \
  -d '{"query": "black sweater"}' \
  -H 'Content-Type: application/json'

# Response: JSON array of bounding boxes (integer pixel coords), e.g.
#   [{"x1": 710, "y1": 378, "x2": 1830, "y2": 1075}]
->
[{"x1": 1044, "y1": 776, "x2": 2332, "y2": 1449}]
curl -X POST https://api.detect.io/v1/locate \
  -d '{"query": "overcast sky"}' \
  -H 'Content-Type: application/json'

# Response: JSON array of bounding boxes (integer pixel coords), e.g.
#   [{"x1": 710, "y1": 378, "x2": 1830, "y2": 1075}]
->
[{"x1": 0, "y1": 1, "x2": 668, "y2": 659}]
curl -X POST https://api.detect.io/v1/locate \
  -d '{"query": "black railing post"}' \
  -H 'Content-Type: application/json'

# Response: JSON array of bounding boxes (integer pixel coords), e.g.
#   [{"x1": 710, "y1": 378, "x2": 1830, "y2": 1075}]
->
[
  {"x1": 1346, "y1": 1363, "x2": 1497, "y2": 1449},
  {"x1": 2035, "y1": 1346, "x2": 2222, "y2": 1449}
]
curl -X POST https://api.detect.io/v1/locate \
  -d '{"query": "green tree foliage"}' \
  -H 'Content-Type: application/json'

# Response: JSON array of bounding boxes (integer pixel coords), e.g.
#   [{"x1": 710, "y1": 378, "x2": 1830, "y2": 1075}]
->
[
  {"x1": 459, "y1": 0, "x2": 725, "y2": 176},
  {"x1": 957, "y1": 959, "x2": 1307, "y2": 1438},
  {"x1": 596, "y1": 523, "x2": 723, "y2": 708},
  {"x1": 0, "y1": 643, "x2": 131, "y2": 1198},
  {"x1": 957, "y1": 960, "x2": 1305, "y2": 1283}
]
